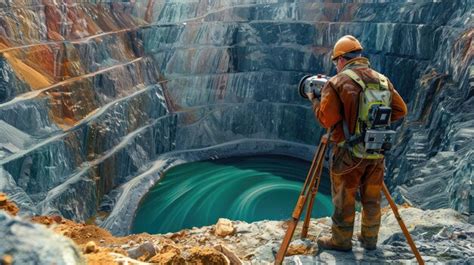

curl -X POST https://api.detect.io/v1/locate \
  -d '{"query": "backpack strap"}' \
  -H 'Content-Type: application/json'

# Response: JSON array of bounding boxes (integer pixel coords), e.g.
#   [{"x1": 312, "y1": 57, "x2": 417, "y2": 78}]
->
[
  {"x1": 341, "y1": 69, "x2": 366, "y2": 91},
  {"x1": 343, "y1": 69, "x2": 389, "y2": 91},
  {"x1": 377, "y1": 73, "x2": 389, "y2": 90},
  {"x1": 339, "y1": 69, "x2": 365, "y2": 146}
]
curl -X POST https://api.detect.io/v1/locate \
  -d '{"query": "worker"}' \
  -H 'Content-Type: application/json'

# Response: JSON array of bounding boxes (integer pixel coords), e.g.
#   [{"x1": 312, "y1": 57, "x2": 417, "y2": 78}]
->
[{"x1": 307, "y1": 35, "x2": 408, "y2": 251}]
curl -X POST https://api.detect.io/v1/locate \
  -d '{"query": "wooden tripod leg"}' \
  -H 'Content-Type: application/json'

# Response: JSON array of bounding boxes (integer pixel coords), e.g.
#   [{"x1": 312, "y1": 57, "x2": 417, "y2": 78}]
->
[
  {"x1": 301, "y1": 136, "x2": 329, "y2": 239},
  {"x1": 382, "y1": 183, "x2": 424, "y2": 265},
  {"x1": 301, "y1": 161, "x2": 324, "y2": 238},
  {"x1": 299, "y1": 141, "x2": 324, "y2": 198},
  {"x1": 274, "y1": 140, "x2": 326, "y2": 265},
  {"x1": 301, "y1": 186, "x2": 317, "y2": 239}
]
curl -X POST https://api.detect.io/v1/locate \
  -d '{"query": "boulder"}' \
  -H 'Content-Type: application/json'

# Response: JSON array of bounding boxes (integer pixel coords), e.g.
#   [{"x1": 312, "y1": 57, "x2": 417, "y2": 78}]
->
[
  {"x1": 0, "y1": 212, "x2": 85, "y2": 265},
  {"x1": 215, "y1": 218, "x2": 235, "y2": 237},
  {"x1": 84, "y1": 241, "x2": 97, "y2": 254},
  {"x1": 127, "y1": 241, "x2": 156, "y2": 260}
]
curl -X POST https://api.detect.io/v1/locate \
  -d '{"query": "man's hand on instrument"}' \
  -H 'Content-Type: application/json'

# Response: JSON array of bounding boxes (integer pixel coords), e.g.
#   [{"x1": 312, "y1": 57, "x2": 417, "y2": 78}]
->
[{"x1": 307, "y1": 92, "x2": 320, "y2": 104}]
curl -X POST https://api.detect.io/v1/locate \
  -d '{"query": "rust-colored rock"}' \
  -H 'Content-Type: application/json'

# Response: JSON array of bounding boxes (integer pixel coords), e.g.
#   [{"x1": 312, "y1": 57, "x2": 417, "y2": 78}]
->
[
  {"x1": 0, "y1": 193, "x2": 19, "y2": 216},
  {"x1": 54, "y1": 222, "x2": 113, "y2": 245},
  {"x1": 51, "y1": 215, "x2": 63, "y2": 223},
  {"x1": 31, "y1": 216, "x2": 52, "y2": 226},
  {"x1": 286, "y1": 240, "x2": 318, "y2": 257},
  {"x1": 1, "y1": 255, "x2": 13, "y2": 265},
  {"x1": 0, "y1": 193, "x2": 7, "y2": 206},
  {"x1": 160, "y1": 244, "x2": 181, "y2": 255},
  {"x1": 186, "y1": 247, "x2": 230, "y2": 265},
  {"x1": 30, "y1": 215, "x2": 65, "y2": 226},
  {"x1": 84, "y1": 241, "x2": 98, "y2": 254},
  {"x1": 149, "y1": 252, "x2": 185, "y2": 265}
]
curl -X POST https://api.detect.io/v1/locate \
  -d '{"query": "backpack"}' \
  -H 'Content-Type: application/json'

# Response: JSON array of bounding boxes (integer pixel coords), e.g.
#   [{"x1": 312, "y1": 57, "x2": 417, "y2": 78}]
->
[{"x1": 339, "y1": 69, "x2": 395, "y2": 159}]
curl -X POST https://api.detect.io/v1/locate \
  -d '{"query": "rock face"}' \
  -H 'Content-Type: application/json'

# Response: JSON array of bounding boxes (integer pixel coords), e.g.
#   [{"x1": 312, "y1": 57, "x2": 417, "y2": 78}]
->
[
  {"x1": 0, "y1": 211, "x2": 85, "y2": 265},
  {"x1": 0, "y1": 0, "x2": 472, "y2": 237}
]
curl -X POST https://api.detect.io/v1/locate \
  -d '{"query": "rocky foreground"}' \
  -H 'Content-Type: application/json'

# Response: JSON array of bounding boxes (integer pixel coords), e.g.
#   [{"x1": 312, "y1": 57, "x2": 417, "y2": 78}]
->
[{"x1": 1, "y1": 194, "x2": 473, "y2": 265}]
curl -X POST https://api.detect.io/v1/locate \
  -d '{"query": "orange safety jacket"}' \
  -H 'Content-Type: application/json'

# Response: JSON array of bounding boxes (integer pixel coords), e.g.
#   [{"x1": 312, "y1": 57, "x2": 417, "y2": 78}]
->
[{"x1": 313, "y1": 57, "x2": 408, "y2": 144}]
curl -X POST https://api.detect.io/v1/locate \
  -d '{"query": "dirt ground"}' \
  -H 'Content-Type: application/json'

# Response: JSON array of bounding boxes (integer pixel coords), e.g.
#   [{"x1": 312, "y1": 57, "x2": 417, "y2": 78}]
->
[
  {"x1": 30, "y1": 215, "x2": 161, "y2": 264},
  {"x1": 2, "y1": 193, "x2": 235, "y2": 265},
  {"x1": 2, "y1": 192, "x2": 409, "y2": 265}
]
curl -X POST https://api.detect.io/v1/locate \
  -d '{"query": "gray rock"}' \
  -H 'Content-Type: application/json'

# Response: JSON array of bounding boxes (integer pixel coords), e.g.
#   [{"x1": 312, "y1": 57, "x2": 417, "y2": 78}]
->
[
  {"x1": 127, "y1": 241, "x2": 156, "y2": 259},
  {"x1": 163, "y1": 207, "x2": 473, "y2": 264},
  {"x1": 0, "y1": 211, "x2": 85, "y2": 265}
]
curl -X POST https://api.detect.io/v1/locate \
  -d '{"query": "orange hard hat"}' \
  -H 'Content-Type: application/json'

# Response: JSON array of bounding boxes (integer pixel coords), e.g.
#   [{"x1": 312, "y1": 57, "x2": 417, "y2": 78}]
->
[{"x1": 331, "y1": 35, "x2": 363, "y2": 60}]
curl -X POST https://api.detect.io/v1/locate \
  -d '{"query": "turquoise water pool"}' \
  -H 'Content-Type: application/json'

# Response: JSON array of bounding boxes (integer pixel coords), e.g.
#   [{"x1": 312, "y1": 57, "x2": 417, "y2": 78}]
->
[{"x1": 132, "y1": 155, "x2": 333, "y2": 234}]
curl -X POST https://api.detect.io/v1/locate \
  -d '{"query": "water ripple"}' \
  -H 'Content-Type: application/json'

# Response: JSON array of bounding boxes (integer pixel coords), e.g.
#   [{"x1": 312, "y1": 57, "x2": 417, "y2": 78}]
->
[{"x1": 132, "y1": 155, "x2": 333, "y2": 234}]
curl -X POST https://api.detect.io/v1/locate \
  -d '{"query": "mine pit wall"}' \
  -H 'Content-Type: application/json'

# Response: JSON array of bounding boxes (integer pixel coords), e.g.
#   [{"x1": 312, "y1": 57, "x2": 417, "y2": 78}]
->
[{"x1": 0, "y1": 0, "x2": 472, "y2": 232}]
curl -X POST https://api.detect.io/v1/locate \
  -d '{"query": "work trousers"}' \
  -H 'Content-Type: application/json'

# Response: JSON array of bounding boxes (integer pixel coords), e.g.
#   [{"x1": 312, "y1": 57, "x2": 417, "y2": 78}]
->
[{"x1": 329, "y1": 146, "x2": 384, "y2": 247}]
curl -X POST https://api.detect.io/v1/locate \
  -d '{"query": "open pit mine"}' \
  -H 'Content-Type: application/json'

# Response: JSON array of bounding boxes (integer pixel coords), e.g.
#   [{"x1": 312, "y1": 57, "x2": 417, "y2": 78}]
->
[{"x1": 0, "y1": 1, "x2": 473, "y2": 264}]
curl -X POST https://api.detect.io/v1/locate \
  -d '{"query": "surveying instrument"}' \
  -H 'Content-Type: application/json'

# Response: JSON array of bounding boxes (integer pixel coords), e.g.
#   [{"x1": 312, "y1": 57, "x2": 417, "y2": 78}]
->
[{"x1": 274, "y1": 75, "x2": 424, "y2": 265}]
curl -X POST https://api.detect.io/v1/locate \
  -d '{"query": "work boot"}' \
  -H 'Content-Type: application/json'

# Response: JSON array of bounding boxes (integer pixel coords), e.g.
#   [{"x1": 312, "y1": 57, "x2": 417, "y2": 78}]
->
[
  {"x1": 356, "y1": 233, "x2": 377, "y2": 251},
  {"x1": 317, "y1": 236, "x2": 352, "y2": 252}
]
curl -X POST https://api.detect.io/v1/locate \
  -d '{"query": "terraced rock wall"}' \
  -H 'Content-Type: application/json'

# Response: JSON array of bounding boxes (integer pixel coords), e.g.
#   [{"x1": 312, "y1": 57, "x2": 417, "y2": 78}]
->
[{"x1": 0, "y1": 0, "x2": 472, "y2": 234}]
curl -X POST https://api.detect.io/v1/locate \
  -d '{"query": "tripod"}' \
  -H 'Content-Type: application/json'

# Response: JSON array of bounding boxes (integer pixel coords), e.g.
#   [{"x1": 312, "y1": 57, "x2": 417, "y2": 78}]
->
[{"x1": 274, "y1": 132, "x2": 424, "y2": 265}]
